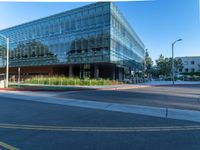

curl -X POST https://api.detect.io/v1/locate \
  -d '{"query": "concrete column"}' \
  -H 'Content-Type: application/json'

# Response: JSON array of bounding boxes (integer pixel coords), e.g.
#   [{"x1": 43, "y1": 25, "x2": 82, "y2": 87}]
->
[
  {"x1": 112, "y1": 66, "x2": 116, "y2": 80},
  {"x1": 122, "y1": 68, "x2": 125, "y2": 80},
  {"x1": 69, "y1": 65, "x2": 73, "y2": 77},
  {"x1": 119, "y1": 68, "x2": 123, "y2": 81},
  {"x1": 94, "y1": 65, "x2": 99, "y2": 79},
  {"x1": 79, "y1": 65, "x2": 83, "y2": 79},
  {"x1": 18, "y1": 67, "x2": 21, "y2": 84}
]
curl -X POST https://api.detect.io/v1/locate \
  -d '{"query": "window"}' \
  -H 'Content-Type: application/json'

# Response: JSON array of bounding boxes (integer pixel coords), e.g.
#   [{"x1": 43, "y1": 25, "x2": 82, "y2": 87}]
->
[
  {"x1": 45, "y1": 24, "x2": 49, "y2": 36},
  {"x1": 36, "y1": 26, "x2": 40, "y2": 37},
  {"x1": 54, "y1": 23, "x2": 59, "y2": 33},
  {"x1": 96, "y1": 6, "x2": 102, "y2": 14},
  {"x1": 103, "y1": 14, "x2": 110, "y2": 25},
  {"x1": 84, "y1": 17, "x2": 88, "y2": 26},
  {"x1": 50, "y1": 24, "x2": 54, "y2": 35},
  {"x1": 184, "y1": 61, "x2": 188, "y2": 65},
  {"x1": 88, "y1": 16, "x2": 95, "y2": 26},
  {"x1": 191, "y1": 68, "x2": 195, "y2": 72},
  {"x1": 89, "y1": 8, "x2": 95, "y2": 15},
  {"x1": 60, "y1": 21, "x2": 64, "y2": 33},
  {"x1": 71, "y1": 20, "x2": 76, "y2": 30},
  {"x1": 77, "y1": 19, "x2": 81, "y2": 29},
  {"x1": 103, "y1": 4, "x2": 110, "y2": 12},
  {"x1": 191, "y1": 61, "x2": 195, "y2": 65},
  {"x1": 65, "y1": 21, "x2": 69, "y2": 31},
  {"x1": 96, "y1": 15, "x2": 102, "y2": 25}
]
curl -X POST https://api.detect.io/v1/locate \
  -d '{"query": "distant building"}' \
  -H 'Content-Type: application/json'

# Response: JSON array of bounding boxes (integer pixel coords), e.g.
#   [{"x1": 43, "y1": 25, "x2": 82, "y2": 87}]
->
[
  {"x1": 0, "y1": 2, "x2": 145, "y2": 81},
  {"x1": 176, "y1": 56, "x2": 200, "y2": 73}
]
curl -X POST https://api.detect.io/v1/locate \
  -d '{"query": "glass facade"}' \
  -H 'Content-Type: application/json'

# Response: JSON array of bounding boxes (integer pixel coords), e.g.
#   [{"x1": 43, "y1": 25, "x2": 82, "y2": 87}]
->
[
  {"x1": 110, "y1": 3, "x2": 145, "y2": 70},
  {"x1": 0, "y1": 2, "x2": 145, "y2": 80}
]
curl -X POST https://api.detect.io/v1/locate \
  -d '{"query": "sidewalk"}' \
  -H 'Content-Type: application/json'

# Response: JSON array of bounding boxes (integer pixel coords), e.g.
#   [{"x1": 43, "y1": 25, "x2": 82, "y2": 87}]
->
[
  {"x1": 1, "y1": 83, "x2": 151, "y2": 92},
  {"x1": 140, "y1": 81, "x2": 200, "y2": 86},
  {"x1": 1, "y1": 81, "x2": 200, "y2": 92}
]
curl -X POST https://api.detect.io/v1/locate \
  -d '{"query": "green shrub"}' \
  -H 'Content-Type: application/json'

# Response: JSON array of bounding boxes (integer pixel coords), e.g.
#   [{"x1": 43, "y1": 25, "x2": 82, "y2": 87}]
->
[{"x1": 24, "y1": 76, "x2": 121, "y2": 86}]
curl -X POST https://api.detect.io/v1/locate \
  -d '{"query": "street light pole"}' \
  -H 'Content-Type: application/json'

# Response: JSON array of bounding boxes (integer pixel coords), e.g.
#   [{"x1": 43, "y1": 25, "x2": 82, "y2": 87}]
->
[
  {"x1": 0, "y1": 34, "x2": 9, "y2": 88},
  {"x1": 172, "y1": 39, "x2": 182, "y2": 85},
  {"x1": 172, "y1": 43, "x2": 175, "y2": 85},
  {"x1": 6, "y1": 37, "x2": 9, "y2": 88}
]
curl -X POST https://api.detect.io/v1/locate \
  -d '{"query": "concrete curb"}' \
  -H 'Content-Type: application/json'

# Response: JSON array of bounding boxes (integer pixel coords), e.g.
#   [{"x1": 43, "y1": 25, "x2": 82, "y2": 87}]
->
[
  {"x1": 96, "y1": 85, "x2": 151, "y2": 91},
  {"x1": 154, "y1": 84, "x2": 200, "y2": 87},
  {"x1": 0, "y1": 88, "x2": 94, "y2": 92},
  {"x1": 0, "y1": 85, "x2": 151, "y2": 92},
  {"x1": 0, "y1": 83, "x2": 199, "y2": 92}
]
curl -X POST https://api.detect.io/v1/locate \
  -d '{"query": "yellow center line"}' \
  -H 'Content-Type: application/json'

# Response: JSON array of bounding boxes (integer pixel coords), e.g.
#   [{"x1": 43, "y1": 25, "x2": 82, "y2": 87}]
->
[
  {"x1": 0, "y1": 123, "x2": 200, "y2": 132},
  {"x1": 0, "y1": 141, "x2": 19, "y2": 150}
]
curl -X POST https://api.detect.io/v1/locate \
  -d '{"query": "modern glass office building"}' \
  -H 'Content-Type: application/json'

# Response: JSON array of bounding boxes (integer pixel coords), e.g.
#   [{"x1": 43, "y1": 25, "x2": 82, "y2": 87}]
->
[{"x1": 0, "y1": 2, "x2": 145, "y2": 81}]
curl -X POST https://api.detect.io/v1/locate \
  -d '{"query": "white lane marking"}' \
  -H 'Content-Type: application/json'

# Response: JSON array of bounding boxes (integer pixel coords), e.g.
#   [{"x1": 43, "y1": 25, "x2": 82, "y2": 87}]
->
[{"x1": 0, "y1": 141, "x2": 19, "y2": 150}]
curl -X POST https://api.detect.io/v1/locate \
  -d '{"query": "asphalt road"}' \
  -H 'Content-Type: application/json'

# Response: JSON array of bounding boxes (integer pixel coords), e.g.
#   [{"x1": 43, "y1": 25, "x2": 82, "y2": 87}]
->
[
  {"x1": 0, "y1": 95, "x2": 200, "y2": 150},
  {"x1": 56, "y1": 85, "x2": 200, "y2": 111}
]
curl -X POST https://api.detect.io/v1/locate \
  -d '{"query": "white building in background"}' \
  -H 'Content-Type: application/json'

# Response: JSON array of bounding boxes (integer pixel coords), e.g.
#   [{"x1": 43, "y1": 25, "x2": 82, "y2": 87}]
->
[{"x1": 176, "y1": 56, "x2": 200, "y2": 73}]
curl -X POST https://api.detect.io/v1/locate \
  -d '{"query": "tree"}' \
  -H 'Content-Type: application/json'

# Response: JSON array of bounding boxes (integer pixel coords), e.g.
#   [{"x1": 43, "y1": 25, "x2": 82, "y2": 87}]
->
[
  {"x1": 144, "y1": 49, "x2": 153, "y2": 76},
  {"x1": 155, "y1": 54, "x2": 171, "y2": 77},
  {"x1": 155, "y1": 54, "x2": 184, "y2": 78},
  {"x1": 174, "y1": 58, "x2": 183, "y2": 73}
]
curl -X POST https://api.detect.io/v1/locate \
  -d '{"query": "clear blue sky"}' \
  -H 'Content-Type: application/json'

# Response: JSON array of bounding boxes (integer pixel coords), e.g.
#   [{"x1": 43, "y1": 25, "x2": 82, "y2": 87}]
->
[{"x1": 0, "y1": 0, "x2": 199, "y2": 62}]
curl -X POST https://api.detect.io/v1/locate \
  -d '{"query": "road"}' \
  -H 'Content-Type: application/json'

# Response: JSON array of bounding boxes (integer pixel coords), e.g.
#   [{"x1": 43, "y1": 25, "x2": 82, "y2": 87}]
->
[
  {"x1": 0, "y1": 87, "x2": 200, "y2": 150},
  {"x1": 0, "y1": 91, "x2": 200, "y2": 150},
  {"x1": 56, "y1": 85, "x2": 200, "y2": 111}
]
